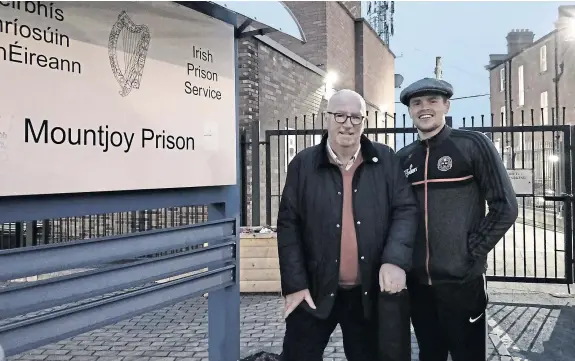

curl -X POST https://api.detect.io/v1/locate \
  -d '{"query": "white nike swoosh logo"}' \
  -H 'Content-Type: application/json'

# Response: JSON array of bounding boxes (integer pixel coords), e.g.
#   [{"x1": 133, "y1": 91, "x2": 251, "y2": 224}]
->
[{"x1": 469, "y1": 313, "x2": 484, "y2": 323}]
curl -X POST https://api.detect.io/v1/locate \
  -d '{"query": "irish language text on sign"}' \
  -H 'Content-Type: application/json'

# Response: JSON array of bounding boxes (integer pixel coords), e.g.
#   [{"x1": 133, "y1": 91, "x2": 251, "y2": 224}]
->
[{"x1": 0, "y1": 1, "x2": 236, "y2": 196}]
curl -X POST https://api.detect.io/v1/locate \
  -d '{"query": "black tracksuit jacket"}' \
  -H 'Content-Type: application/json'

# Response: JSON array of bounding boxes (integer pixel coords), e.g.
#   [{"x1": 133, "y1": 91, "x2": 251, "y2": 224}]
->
[
  {"x1": 396, "y1": 125, "x2": 519, "y2": 285},
  {"x1": 276, "y1": 134, "x2": 419, "y2": 319}
]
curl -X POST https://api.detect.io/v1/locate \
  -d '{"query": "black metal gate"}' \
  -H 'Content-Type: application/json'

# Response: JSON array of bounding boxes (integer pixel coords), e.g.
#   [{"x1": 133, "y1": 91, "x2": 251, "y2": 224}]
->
[
  {"x1": 463, "y1": 124, "x2": 573, "y2": 284},
  {"x1": 262, "y1": 111, "x2": 575, "y2": 284}
]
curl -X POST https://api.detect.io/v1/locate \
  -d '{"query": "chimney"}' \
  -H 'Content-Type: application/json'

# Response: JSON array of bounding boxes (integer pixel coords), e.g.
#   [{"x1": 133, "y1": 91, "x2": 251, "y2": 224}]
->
[
  {"x1": 506, "y1": 29, "x2": 535, "y2": 55},
  {"x1": 485, "y1": 53, "x2": 508, "y2": 69},
  {"x1": 556, "y1": 5, "x2": 575, "y2": 32},
  {"x1": 558, "y1": 5, "x2": 575, "y2": 19}
]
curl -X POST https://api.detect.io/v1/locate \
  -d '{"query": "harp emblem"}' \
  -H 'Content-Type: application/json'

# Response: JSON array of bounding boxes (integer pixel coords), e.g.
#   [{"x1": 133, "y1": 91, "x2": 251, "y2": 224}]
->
[{"x1": 108, "y1": 11, "x2": 151, "y2": 97}]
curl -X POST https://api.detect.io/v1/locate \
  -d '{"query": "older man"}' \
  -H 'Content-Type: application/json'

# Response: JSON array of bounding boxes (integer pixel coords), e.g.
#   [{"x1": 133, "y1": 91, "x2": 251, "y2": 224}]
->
[
  {"x1": 276, "y1": 89, "x2": 419, "y2": 361},
  {"x1": 397, "y1": 78, "x2": 518, "y2": 361}
]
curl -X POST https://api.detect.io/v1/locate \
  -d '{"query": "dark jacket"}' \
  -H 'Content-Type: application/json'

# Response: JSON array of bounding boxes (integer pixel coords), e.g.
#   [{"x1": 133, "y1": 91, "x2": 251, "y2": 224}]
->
[
  {"x1": 276, "y1": 134, "x2": 419, "y2": 319},
  {"x1": 396, "y1": 125, "x2": 519, "y2": 285}
]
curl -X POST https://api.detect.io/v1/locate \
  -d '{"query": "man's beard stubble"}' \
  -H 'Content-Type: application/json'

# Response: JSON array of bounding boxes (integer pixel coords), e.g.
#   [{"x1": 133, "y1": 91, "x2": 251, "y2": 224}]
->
[{"x1": 417, "y1": 121, "x2": 442, "y2": 134}]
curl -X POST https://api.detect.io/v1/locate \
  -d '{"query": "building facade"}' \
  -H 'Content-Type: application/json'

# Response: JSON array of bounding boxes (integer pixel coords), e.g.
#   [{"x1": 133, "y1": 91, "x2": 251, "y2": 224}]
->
[
  {"x1": 485, "y1": 5, "x2": 575, "y2": 198},
  {"x1": 487, "y1": 6, "x2": 574, "y2": 128}
]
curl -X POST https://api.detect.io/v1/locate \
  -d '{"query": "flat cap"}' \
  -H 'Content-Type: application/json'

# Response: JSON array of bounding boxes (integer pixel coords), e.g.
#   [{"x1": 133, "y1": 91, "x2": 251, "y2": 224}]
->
[{"x1": 399, "y1": 78, "x2": 454, "y2": 106}]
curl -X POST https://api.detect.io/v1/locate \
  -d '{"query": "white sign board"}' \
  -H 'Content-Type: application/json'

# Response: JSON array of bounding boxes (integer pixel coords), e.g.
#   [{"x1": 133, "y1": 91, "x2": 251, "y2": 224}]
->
[
  {"x1": 0, "y1": 1, "x2": 236, "y2": 196},
  {"x1": 507, "y1": 169, "x2": 534, "y2": 195}
]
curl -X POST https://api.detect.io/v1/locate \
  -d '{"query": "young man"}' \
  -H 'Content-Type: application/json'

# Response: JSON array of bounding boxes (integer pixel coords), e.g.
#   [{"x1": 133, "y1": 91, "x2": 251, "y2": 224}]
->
[
  {"x1": 396, "y1": 78, "x2": 519, "y2": 361},
  {"x1": 277, "y1": 89, "x2": 418, "y2": 361}
]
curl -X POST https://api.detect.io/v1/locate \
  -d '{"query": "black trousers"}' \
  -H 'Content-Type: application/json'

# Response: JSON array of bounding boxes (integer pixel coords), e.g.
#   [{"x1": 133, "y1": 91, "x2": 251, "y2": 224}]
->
[
  {"x1": 409, "y1": 275, "x2": 488, "y2": 361},
  {"x1": 282, "y1": 286, "x2": 378, "y2": 361}
]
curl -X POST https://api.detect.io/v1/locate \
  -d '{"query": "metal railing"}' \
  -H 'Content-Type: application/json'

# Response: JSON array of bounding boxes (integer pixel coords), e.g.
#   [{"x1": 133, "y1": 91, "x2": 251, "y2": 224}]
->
[{"x1": 249, "y1": 107, "x2": 575, "y2": 284}]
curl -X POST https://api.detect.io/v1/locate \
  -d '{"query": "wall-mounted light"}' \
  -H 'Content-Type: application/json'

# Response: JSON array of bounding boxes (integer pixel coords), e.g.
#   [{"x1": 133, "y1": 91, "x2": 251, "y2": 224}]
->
[
  {"x1": 324, "y1": 71, "x2": 338, "y2": 100},
  {"x1": 326, "y1": 71, "x2": 338, "y2": 85},
  {"x1": 549, "y1": 154, "x2": 560, "y2": 162}
]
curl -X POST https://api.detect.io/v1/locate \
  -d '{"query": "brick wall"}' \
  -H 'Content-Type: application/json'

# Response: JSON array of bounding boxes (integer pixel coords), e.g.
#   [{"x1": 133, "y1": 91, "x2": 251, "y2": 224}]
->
[
  {"x1": 266, "y1": 2, "x2": 395, "y2": 116},
  {"x1": 360, "y1": 21, "x2": 395, "y2": 127},
  {"x1": 238, "y1": 37, "x2": 260, "y2": 223},
  {"x1": 257, "y1": 40, "x2": 326, "y2": 226},
  {"x1": 267, "y1": 1, "x2": 328, "y2": 70},
  {"x1": 237, "y1": 34, "x2": 328, "y2": 226},
  {"x1": 326, "y1": 2, "x2": 356, "y2": 91}
]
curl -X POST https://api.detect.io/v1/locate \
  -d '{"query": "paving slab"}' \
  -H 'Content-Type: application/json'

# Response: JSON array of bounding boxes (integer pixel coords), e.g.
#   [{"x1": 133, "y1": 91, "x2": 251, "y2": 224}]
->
[
  {"x1": 3, "y1": 282, "x2": 573, "y2": 361},
  {"x1": 0, "y1": 295, "x2": 534, "y2": 360}
]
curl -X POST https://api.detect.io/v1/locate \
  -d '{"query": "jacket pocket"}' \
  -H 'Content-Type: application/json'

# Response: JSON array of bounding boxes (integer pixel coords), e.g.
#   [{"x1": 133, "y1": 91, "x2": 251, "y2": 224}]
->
[{"x1": 428, "y1": 224, "x2": 471, "y2": 279}]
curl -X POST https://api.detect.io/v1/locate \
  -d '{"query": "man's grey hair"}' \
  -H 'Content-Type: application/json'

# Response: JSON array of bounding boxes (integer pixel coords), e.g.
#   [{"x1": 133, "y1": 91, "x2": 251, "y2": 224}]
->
[{"x1": 327, "y1": 89, "x2": 367, "y2": 115}]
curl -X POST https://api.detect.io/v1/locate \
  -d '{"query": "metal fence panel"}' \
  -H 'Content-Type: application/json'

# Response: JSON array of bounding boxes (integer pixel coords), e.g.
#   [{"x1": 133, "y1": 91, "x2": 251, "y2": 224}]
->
[{"x1": 260, "y1": 107, "x2": 574, "y2": 284}]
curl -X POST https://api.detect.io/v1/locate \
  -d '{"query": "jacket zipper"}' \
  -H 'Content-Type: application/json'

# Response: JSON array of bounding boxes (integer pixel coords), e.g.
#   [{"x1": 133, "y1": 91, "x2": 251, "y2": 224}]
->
[
  {"x1": 352, "y1": 164, "x2": 363, "y2": 282},
  {"x1": 424, "y1": 145, "x2": 432, "y2": 285}
]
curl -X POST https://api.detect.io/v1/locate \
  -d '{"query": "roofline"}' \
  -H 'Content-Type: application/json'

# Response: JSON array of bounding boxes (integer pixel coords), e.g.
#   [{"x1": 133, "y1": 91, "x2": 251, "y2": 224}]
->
[{"x1": 485, "y1": 29, "x2": 557, "y2": 71}]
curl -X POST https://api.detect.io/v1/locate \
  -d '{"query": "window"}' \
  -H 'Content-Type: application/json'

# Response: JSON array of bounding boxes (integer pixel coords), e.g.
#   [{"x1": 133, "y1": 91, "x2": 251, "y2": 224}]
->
[
  {"x1": 540, "y1": 91, "x2": 549, "y2": 125},
  {"x1": 518, "y1": 65, "x2": 524, "y2": 106},
  {"x1": 540, "y1": 45, "x2": 547, "y2": 72},
  {"x1": 499, "y1": 68, "x2": 505, "y2": 92},
  {"x1": 500, "y1": 106, "x2": 506, "y2": 126},
  {"x1": 284, "y1": 127, "x2": 296, "y2": 172}
]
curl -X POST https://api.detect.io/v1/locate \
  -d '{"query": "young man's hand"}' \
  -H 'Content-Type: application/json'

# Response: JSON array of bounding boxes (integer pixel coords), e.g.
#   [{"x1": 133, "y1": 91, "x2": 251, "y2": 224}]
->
[
  {"x1": 379, "y1": 263, "x2": 406, "y2": 293},
  {"x1": 284, "y1": 289, "x2": 316, "y2": 318}
]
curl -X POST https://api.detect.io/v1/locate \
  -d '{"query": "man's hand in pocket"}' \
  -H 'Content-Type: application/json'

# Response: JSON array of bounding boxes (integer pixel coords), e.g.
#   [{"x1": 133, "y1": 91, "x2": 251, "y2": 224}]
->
[{"x1": 284, "y1": 289, "x2": 316, "y2": 318}]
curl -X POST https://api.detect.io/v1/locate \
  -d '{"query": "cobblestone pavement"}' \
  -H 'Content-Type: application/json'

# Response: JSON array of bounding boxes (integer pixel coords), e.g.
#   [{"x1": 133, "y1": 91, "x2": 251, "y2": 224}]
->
[{"x1": 6, "y1": 283, "x2": 575, "y2": 361}]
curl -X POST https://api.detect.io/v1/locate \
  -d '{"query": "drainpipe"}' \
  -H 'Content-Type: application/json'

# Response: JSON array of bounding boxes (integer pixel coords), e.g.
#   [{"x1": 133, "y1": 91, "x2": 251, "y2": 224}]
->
[
  {"x1": 553, "y1": 30, "x2": 561, "y2": 124},
  {"x1": 508, "y1": 57, "x2": 514, "y2": 168}
]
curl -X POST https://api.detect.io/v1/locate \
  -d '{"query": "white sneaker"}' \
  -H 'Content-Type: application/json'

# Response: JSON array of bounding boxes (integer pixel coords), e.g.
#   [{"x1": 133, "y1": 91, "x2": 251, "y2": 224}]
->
[{"x1": 0, "y1": 344, "x2": 5, "y2": 361}]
